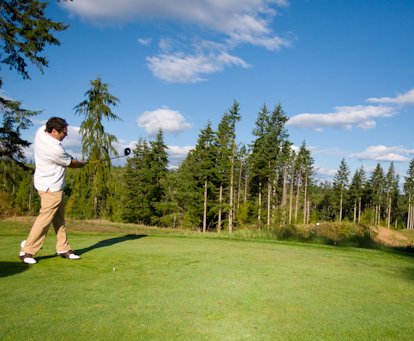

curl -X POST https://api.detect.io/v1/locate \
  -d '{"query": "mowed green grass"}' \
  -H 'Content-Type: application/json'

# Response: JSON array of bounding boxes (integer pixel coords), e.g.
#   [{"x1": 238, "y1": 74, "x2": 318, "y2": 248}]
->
[{"x1": 1, "y1": 228, "x2": 414, "y2": 340}]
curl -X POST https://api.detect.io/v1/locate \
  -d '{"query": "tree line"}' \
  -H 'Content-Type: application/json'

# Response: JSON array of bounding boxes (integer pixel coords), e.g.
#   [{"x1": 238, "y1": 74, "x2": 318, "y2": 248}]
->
[{"x1": 2, "y1": 76, "x2": 414, "y2": 231}]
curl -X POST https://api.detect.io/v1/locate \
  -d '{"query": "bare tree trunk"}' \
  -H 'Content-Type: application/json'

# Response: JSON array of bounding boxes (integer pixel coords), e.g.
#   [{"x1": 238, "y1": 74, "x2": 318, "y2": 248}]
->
[
  {"x1": 358, "y1": 197, "x2": 361, "y2": 223},
  {"x1": 375, "y1": 205, "x2": 378, "y2": 226},
  {"x1": 267, "y1": 179, "x2": 271, "y2": 229},
  {"x1": 307, "y1": 200, "x2": 310, "y2": 224},
  {"x1": 258, "y1": 181, "x2": 262, "y2": 229},
  {"x1": 387, "y1": 195, "x2": 391, "y2": 229},
  {"x1": 303, "y1": 170, "x2": 308, "y2": 224},
  {"x1": 378, "y1": 204, "x2": 381, "y2": 226},
  {"x1": 294, "y1": 166, "x2": 302, "y2": 223},
  {"x1": 237, "y1": 160, "x2": 243, "y2": 211},
  {"x1": 203, "y1": 178, "x2": 207, "y2": 233},
  {"x1": 354, "y1": 201, "x2": 356, "y2": 223},
  {"x1": 244, "y1": 176, "x2": 248, "y2": 204},
  {"x1": 289, "y1": 167, "x2": 294, "y2": 224},
  {"x1": 339, "y1": 188, "x2": 343, "y2": 222},
  {"x1": 407, "y1": 196, "x2": 411, "y2": 230},
  {"x1": 218, "y1": 183, "x2": 223, "y2": 232},
  {"x1": 411, "y1": 205, "x2": 414, "y2": 229},
  {"x1": 229, "y1": 142, "x2": 235, "y2": 233},
  {"x1": 93, "y1": 164, "x2": 98, "y2": 216},
  {"x1": 281, "y1": 163, "x2": 288, "y2": 224}
]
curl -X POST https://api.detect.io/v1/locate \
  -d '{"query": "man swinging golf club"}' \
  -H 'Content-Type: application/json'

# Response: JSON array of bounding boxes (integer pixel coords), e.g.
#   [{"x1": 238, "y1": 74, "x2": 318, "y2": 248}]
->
[{"x1": 19, "y1": 117, "x2": 86, "y2": 264}]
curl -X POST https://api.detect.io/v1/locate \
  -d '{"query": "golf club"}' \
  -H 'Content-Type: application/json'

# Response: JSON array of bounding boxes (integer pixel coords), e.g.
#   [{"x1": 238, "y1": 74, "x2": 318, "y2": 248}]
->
[{"x1": 87, "y1": 148, "x2": 131, "y2": 164}]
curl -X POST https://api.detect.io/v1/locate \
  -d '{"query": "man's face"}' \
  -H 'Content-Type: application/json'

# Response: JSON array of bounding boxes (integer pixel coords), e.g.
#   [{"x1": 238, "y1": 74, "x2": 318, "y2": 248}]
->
[{"x1": 56, "y1": 127, "x2": 68, "y2": 141}]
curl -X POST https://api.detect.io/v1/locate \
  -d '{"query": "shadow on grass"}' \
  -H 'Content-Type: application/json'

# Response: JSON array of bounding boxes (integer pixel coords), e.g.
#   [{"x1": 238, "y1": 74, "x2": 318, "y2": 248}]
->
[
  {"x1": 34, "y1": 234, "x2": 147, "y2": 262},
  {"x1": 0, "y1": 262, "x2": 30, "y2": 278},
  {"x1": 76, "y1": 234, "x2": 147, "y2": 255}
]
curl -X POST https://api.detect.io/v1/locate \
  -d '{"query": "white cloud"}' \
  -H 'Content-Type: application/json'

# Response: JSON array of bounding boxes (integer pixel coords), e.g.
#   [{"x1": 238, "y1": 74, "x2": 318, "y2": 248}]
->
[
  {"x1": 286, "y1": 105, "x2": 397, "y2": 131},
  {"x1": 312, "y1": 147, "x2": 343, "y2": 157},
  {"x1": 367, "y1": 88, "x2": 414, "y2": 106},
  {"x1": 137, "y1": 106, "x2": 193, "y2": 136},
  {"x1": 167, "y1": 145, "x2": 194, "y2": 166},
  {"x1": 60, "y1": 0, "x2": 292, "y2": 81},
  {"x1": 313, "y1": 164, "x2": 338, "y2": 181},
  {"x1": 147, "y1": 50, "x2": 250, "y2": 83},
  {"x1": 138, "y1": 38, "x2": 152, "y2": 45},
  {"x1": 348, "y1": 145, "x2": 414, "y2": 162},
  {"x1": 59, "y1": 0, "x2": 290, "y2": 49}
]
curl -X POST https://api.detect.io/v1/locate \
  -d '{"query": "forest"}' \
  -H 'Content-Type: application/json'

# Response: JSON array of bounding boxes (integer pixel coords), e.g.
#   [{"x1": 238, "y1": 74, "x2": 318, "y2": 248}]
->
[{"x1": 2, "y1": 77, "x2": 414, "y2": 232}]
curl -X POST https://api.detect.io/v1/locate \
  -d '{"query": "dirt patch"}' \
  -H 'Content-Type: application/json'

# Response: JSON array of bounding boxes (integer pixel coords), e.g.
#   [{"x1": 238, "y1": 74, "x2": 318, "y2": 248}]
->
[{"x1": 370, "y1": 226, "x2": 413, "y2": 248}]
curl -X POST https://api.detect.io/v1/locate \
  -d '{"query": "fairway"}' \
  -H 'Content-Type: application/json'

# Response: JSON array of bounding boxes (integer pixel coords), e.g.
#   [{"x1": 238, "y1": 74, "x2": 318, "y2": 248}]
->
[{"x1": 1, "y1": 232, "x2": 414, "y2": 340}]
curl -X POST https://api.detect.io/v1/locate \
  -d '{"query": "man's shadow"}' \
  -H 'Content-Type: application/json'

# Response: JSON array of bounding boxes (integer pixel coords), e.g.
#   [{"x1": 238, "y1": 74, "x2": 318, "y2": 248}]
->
[
  {"x1": 0, "y1": 262, "x2": 30, "y2": 278},
  {"x1": 76, "y1": 234, "x2": 147, "y2": 255},
  {"x1": 36, "y1": 234, "x2": 147, "y2": 261}
]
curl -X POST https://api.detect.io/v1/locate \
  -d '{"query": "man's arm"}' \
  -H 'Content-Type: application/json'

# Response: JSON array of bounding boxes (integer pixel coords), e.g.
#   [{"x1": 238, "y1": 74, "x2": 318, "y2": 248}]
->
[{"x1": 68, "y1": 159, "x2": 86, "y2": 169}]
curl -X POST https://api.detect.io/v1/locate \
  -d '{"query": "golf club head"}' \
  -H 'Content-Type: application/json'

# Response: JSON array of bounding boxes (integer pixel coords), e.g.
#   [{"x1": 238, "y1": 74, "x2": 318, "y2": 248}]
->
[{"x1": 124, "y1": 148, "x2": 131, "y2": 156}]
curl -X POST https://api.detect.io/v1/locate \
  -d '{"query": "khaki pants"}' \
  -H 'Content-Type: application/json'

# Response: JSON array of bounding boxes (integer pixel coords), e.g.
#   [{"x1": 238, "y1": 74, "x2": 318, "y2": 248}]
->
[{"x1": 21, "y1": 190, "x2": 71, "y2": 256}]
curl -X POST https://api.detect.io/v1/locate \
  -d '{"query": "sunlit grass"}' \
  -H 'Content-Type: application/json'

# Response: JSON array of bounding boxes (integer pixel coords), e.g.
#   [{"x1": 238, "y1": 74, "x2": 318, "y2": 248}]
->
[{"x1": 1, "y1": 219, "x2": 414, "y2": 340}]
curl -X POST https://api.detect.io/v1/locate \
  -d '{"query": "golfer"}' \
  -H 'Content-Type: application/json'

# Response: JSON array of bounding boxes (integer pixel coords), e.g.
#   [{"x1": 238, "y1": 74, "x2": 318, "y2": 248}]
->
[{"x1": 19, "y1": 117, "x2": 86, "y2": 264}]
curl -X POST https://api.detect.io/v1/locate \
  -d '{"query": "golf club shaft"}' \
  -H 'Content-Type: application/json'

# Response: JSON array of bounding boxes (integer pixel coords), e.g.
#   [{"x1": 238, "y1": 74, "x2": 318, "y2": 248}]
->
[{"x1": 88, "y1": 155, "x2": 125, "y2": 164}]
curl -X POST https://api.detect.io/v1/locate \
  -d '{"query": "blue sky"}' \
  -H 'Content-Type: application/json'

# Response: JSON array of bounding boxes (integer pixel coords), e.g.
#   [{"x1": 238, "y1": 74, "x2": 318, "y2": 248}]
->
[{"x1": 2, "y1": 0, "x2": 414, "y2": 183}]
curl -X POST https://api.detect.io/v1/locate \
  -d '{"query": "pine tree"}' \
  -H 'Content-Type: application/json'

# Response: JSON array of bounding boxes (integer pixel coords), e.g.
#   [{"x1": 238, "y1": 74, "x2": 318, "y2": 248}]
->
[
  {"x1": 227, "y1": 100, "x2": 242, "y2": 233},
  {"x1": 0, "y1": 0, "x2": 69, "y2": 79},
  {"x1": 404, "y1": 158, "x2": 414, "y2": 229},
  {"x1": 367, "y1": 163, "x2": 385, "y2": 226},
  {"x1": 72, "y1": 76, "x2": 121, "y2": 218},
  {"x1": 348, "y1": 166, "x2": 366, "y2": 223},
  {"x1": 385, "y1": 162, "x2": 399, "y2": 229},
  {"x1": 249, "y1": 103, "x2": 270, "y2": 228},
  {"x1": 121, "y1": 137, "x2": 150, "y2": 223},
  {"x1": 0, "y1": 93, "x2": 39, "y2": 167},
  {"x1": 214, "y1": 112, "x2": 232, "y2": 231},
  {"x1": 333, "y1": 158, "x2": 350, "y2": 222},
  {"x1": 148, "y1": 129, "x2": 170, "y2": 225}
]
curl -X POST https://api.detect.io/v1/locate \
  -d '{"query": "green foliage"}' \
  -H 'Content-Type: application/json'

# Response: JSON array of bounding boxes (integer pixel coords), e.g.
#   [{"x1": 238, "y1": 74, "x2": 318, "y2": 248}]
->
[
  {"x1": 68, "y1": 76, "x2": 121, "y2": 219},
  {"x1": 121, "y1": 131, "x2": 172, "y2": 225},
  {"x1": 0, "y1": 90, "x2": 40, "y2": 166},
  {"x1": 0, "y1": 0, "x2": 69, "y2": 79}
]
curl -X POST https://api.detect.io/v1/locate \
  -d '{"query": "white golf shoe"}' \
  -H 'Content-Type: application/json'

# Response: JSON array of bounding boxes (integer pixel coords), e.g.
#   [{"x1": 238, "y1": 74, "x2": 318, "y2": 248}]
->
[
  {"x1": 57, "y1": 250, "x2": 81, "y2": 260},
  {"x1": 19, "y1": 252, "x2": 37, "y2": 264}
]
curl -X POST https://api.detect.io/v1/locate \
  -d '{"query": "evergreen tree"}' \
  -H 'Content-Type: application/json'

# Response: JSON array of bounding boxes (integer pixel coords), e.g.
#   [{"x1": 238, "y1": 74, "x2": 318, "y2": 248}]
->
[
  {"x1": 193, "y1": 122, "x2": 218, "y2": 232},
  {"x1": 366, "y1": 163, "x2": 385, "y2": 226},
  {"x1": 227, "y1": 100, "x2": 242, "y2": 233},
  {"x1": 333, "y1": 158, "x2": 350, "y2": 222},
  {"x1": 0, "y1": 0, "x2": 69, "y2": 168},
  {"x1": 404, "y1": 158, "x2": 414, "y2": 229},
  {"x1": 121, "y1": 137, "x2": 150, "y2": 223},
  {"x1": 71, "y1": 76, "x2": 121, "y2": 218},
  {"x1": 385, "y1": 162, "x2": 399, "y2": 229},
  {"x1": 0, "y1": 0, "x2": 69, "y2": 79},
  {"x1": 214, "y1": 112, "x2": 232, "y2": 231},
  {"x1": 249, "y1": 102, "x2": 290, "y2": 227},
  {"x1": 348, "y1": 166, "x2": 366, "y2": 222},
  {"x1": 148, "y1": 129, "x2": 170, "y2": 225},
  {"x1": 0, "y1": 93, "x2": 39, "y2": 166},
  {"x1": 249, "y1": 103, "x2": 270, "y2": 227}
]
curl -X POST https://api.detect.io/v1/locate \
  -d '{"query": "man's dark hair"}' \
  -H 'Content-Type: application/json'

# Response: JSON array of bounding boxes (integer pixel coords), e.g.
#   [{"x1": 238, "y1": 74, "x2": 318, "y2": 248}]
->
[{"x1": 45, "y1": 117, "x2": 68, "y2": 133}]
